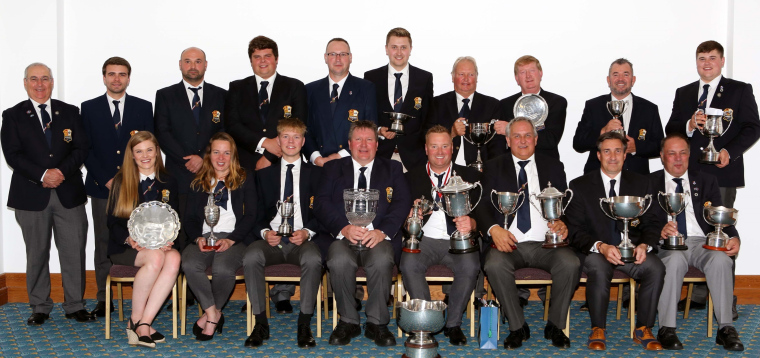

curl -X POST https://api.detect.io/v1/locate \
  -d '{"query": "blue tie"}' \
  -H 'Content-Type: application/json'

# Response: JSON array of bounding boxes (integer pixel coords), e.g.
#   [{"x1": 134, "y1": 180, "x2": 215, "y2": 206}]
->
[
  {"x1": 112, "y1": 100, "x2": 121, "y2": 137},
  {"x1": 39, "y1": 104, "x2": 52, "y2": 147},
  {"x1": 517, "y1": 160, "x2": 531, "y2": 233},
  {"x1": 609, "y1": 179, "x2": 620, "y2": 246},
  {"x1": 393, "y1": 73, "x2": 403, "y2": 112},
  {"x1": 258, "y1": 81, "x2": 270, "y2": 124},
  {"x1": 697, "y1": 84, "x2": 709, "y2": 110},
  {"x1": 458, "y1": 98, "x2": 470, "y2": 119},
  {"x1": 358, "y1": 167, "x2": 367, "y2": 190},
  {"x1": 189, "y1": 87, "x2": 201, "y2": 126},
  {"x1": 673, "y1": 178, "x2": 687, "y2": 236},
  {"x1": 213, "y1": 181, "x2": 228, "y2": 210},
  {"x1": 281, "y1": 164, "x2": 295, "y2": 244},
  {"x1": 330, "y1": 83, "x2": 339, "y2": 116}
]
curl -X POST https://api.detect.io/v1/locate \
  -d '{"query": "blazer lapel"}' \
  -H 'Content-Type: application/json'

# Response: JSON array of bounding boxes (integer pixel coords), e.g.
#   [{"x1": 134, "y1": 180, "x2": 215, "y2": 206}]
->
[
  {"x1": 334, "y1": 75, "x2": 355, "y2": 132},
  {"x1": 174, "y1": 82, "x2": 198, "y2": 130},
  {"x1": 269, "y1": 75, "x2": 285, "y2": 122},
  {"x1": 24, "y1": 100, "x2": 49, "y2": 147},
  {"x1": 299, "y1": 160, "x2": 311, "y2": 220},
  {"x1": 470, "y1": 92, "x2": 485, "y2": 121},
  {"x1": 447, "y1": 92, "x2": 459, "y2": 121},
  {"x1": 709, "y1": 77, "x2": 729, "y2": 109}
]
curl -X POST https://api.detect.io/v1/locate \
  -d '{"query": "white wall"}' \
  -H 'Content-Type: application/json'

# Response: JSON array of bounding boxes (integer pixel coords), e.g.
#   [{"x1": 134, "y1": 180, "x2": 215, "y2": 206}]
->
[{"x1": 1, "y1": 0, "x2": 759, "y2": 274}]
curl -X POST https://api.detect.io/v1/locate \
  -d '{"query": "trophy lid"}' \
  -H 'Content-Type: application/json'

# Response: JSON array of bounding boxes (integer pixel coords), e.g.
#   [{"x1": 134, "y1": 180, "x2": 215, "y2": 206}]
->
[
  {"x1": 535, "y1": 181, "x2": 565, "y2": 199},
  {"x1": 437, "y1": 171, "x2": 478, "y2": 193}
]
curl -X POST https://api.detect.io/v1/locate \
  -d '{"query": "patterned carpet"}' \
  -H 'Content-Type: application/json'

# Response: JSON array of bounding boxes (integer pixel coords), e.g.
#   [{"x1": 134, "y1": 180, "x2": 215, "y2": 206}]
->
[{"x1": 1, "y1": 299, "x2": 758, "y2": 357}]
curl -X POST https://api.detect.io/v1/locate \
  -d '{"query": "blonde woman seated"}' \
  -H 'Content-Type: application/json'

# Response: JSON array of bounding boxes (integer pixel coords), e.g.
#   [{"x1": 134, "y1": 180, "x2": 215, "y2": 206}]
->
[
  {"x1": 182, "y1": 132, "x2": 258, "y2": 341},
  {"x1": 107, "y1": 131, "x2": 180, "y2": 348}
]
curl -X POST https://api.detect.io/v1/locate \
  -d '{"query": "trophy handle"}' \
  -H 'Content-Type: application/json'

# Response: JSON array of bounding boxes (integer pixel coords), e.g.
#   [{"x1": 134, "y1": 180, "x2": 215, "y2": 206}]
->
[
  {"x1": 642, "y1": 194, "x2": 653, "y2": 214},
  {"x1": 483, "y1": 119, "x2": 498, "y2": 144},
  {"x1": 471, "y1": 182, "x2": 483, "y2": 211},
  {"x1": 529, "y1": 193, "x2": 541, "y2": 213},
  {"x1": 696, "y1": 109, "x2": 706, "y2": 135},
  {"x1": 515, "y1": 191, "x2": 526, "y2": 214},
  {"x1": 721, "y1": 109, "x2": 734, "y2": 135},
  {"x1": 656, "y1": 191, "x2": 668, "y2": 213},
  {"x1": 490, "y1": 189, "x2": 499, "y2": 212},
  {"x1": 599, "y1": 198, "x2": 616, "y2": 220},
  {"x1": 276, "y1": 200, "x2": 282, "y2": 213},
  {"x1": 462, "y1": 122, "x2": 475, "y2": 144},
  {"x1": 562, "y1": 188, "x2": 574, "y2": 213}
]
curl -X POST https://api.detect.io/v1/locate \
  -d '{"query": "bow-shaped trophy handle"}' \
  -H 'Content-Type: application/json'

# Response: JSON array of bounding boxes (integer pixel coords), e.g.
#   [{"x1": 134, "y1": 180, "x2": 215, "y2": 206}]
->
[
  {"x1": 599, "y1": 198, "x2": 617, "y2": 220},
  {"x1": 483, "y1": 119, "x2": 498, "y2": 144},
  {"x1": 529, "y1": 192, "x2": 541, "y2": 213},
  {"x1": 721, "y1": 108, "x2": 734, "y2": 135},
  {"x1": 490, "y1": 189, "x2": 499, "y2": 211},
  {"x1": 431, "y1": 187, "x2": 447, "y2": 215},
  {"x1": 462, "y1": 120, "x2": 474, "y2": 145},
  {"x1": 562, "y1": 189, "x2": 574, "y2": 213},
  {"x1": 642, "y1": 194, "x2": 653, "y2": 214},
  {"x1": 471, "y1": 182, "x2": 483, "y2": 211}
]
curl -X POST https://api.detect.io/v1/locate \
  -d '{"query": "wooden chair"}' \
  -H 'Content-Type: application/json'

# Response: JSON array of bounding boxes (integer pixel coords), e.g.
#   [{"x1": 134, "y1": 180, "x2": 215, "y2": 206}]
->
[
  {"x1": 332, "y1": 266, "x2": 398, "y2": 329},
  {"x1": 580, "y1": 270, "x2": 635, "y2": 338},
  {"x1": 682, "y1": 265, "x2": 714, "y2": 337},
  {"x1": 180, "y1": 266, "x2": 251, "y2": 335},
  {"x1": 105, "y1": 265, "x2": 178, "y2": 340},
  {"x1": 257, "y1": 264, "x2": 324, "y2": 338}
]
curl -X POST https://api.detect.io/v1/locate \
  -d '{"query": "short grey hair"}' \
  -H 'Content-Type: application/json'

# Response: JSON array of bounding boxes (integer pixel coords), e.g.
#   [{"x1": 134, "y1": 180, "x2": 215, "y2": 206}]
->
[
  {"x1": 506, "y1": 117, "x2": 537, "y2": 137},
  {"x1": 608, "y1": 58, "x2": 633, "y2": 76},
  {"x1": 24, "y1": 62, "x2": 53, "y2": 79},
  {"x1": 451, "y1": 56, "x2": 478, "y2": 76}
]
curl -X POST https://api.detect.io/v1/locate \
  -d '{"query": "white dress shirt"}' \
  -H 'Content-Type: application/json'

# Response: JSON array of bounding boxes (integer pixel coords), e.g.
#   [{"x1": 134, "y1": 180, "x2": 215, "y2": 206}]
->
[
  {"x1": 664, "y1": 171, "x2": 705, "y2": 237},
  {"x1": 590, "y1": 170, "x2": 622, "y2": 253},
  {"x1": 310, "y1": 74, "x2": 351, "y2": 163},
  {"x1": 486, "y1": 155, "x2": 546, "y2": 243},
  {"x1": 387, "y1": 64, "x2": 409, "y2": 108},
  {"x1": 454, "y1": 92, "x2": 474, "y2": 166},
  {"x1": 107, "y1": 93, "x2": 125, "y2": 124},
  {"x1": 30, "y1": 97, "x2": 53, "y2": 181},
  {"x1": 183, "y1": 79, "x2": 204, "y2": 110},
  {"x1": 336, "y1": 158, "x2": 389, "y2": 241},
  {"x1": 202, "y1": 179, "x2": 237, "y2": 235},
  {"x1": 422, "y1": 163, "x2": 452, "y2": 240},
  {"x1": 262, "y1": 158, "x2": 316, "y2": 239},
  {"x1": 254, "y1": 72, "x2": 278, "y2": 154}
]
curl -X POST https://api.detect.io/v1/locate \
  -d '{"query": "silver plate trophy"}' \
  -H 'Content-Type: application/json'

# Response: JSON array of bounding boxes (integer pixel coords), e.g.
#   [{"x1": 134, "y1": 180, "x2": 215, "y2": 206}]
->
[
  {"x1": 276, "y1": 196, "x2": 295, "y2": 237},
  {"x1": 403, "y1": 197, "x2": 434, "y2": 254},
  {"x1": 530, "y1": 182, "x2": 573, "y2": 248},
  {"x1": 599, "y1": 195, "x2": 652, "y2": 263},
  {"x1": 657, "y1": 191, "x2": 690, "y2": 250},
  {"x1": 385, "y1": 112, "x2": 415, "y2": 136},
  {"x1": 513, "y1": 94, "x2": 549, "y2": 130},
  {"x1": 203, "y1": 194, "x2": 221, "y2": 250},
  {"x1": 397, "y1": 299, "x2": 447, "y2": 358},
  {"x1": 699, "y1": 108, "x2": 734, "y2": 164},
  {"x1": 127, "y1": 200, "x2": 180, "y2": 250},
  {"x1": 344, "y1": 188, "x2": 379, "y2": 251},
  {"x1": 702, "y1": 201, "x2": 738, "y2": 251},
  {"x1": 606, "y1": 100, "x2": 628, "y2": 136},
  {"x1": 462, "y1": 120, "x2": 497, "y2": 172},
  {"x1": 490, "y1": 189, "x2": 525, "y2": 250},
  {"x1": 431, "y1": 172, "x2": 482, "y2": 254}
]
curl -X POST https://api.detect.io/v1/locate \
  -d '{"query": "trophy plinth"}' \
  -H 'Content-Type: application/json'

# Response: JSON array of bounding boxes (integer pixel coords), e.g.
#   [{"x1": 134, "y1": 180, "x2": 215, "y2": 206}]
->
[
  {"x1": 463, "y1": 121, "x2": 496, "y2": 172},
  {"x1": 530, "y1": 182, "x2": 573, "y2": 249},
  {"x1": 403, "y1": 198, "x2": 433, "y2": 254},
  {"x1": 127, "y1": 201, "x2": 180, "y2": 250},
  {"x1": 203, "y1": 194, "x2": 221, "y2": 250},
  {"x1": 606, "y1": 100, "x2": 628, "y2": 136},
  {"x1": 702, "y1": 202, "x2": 738, "y2": 251},
  {"x1": 276, "y1": 199, "x2": 295, "y2": 237},
  {"x1": 344, "y1": 189, "x2": 379, "y2": 251},
  {"x1": 490, "y1": 190, "x2": 524, "y2": 250},
  {"x1": 657, "y1": 191, "x2": 690, "y2": 250},
  {"x1": 397, "y1": 299, "x2": 447, "y2": 358},
  {"x1": 600, "y1": 195, "x2": 653, "y2": 263},
  {"x1": 385, "y1": 112, "x2": 415, "y2": 136},
  {"x1": 699, "y1": 108, "x2": 733, "y2": 164},
  {"x1": 432, "y1": 172, "x2": 482, "y2": 254}
]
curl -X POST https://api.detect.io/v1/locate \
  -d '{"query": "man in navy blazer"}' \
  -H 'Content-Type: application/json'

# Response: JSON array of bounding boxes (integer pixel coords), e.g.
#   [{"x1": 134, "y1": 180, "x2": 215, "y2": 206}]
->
[
  {"x1": 225, "y1": 36, "x2": 307, "y2": 171},
  {"x1": 81, "y1": 57, "x2": 153, "y2": 317},
  {"x1": 573, "y1": 58, "x2": 664, "y2": 175},
  {"x1": 364, "y1": 27, "x2": 434, "y2": 170},
  {"x1": 315, "y1": 121, "x2": 410, "y2": 347},
  {"x1": 1, "y1": 63, "x2": 93, "y2": 325},
  {"x1": 305, "y1": 38, "x2": 378, "y2": 167}
]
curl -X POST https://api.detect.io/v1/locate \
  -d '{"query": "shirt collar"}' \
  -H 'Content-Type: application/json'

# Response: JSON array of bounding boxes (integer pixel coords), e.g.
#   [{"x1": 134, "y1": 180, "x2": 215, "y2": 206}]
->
[
  {"x1": 140, "y1": 172, "x2": 156, "y2": 181},
  {"x1": 611, "y1": 92, "x2": 632, "y2": 103},
  {"x1": 255, "y1": 72, "x2": 277, "y2": 85},
  {"x1": 511, "y1": 154, "x2": 536, "y2": 166},
  {"x1": 352, "y1": 157, "x2": 374, "y2": 172},
  {"x1": 455, "y1": 91, "x2": 474, "y2": 102},
  {"x1": 600, "y1": 169, "x2": 622, "y2": 183},
  {"x1": 29, "y1": 97, "x2": 51, "y2": 109},
  {"x1": 664, "y1": 170, "x2": 690, "y2": 184},
  {"x1": 700, "y1": 74, "x2": 723, "y2": 88},
  {"x1": 106, "y1": 93, "x2": 125, "y2": 103},
  {"x1": 183, "y1": 79, "x2": 204, "y2": 89},
  {"x1": 427, "y1": 162, "x2": 452, "y2": 176},
  {"x1": 329, "y1": 73, "x2": 349, "y2": 88},
  {"x1": 388, "y1": 64, "x2": 409, "y2": 77},
  {"x1": 281, "y1": 156, "x2": 302, "y2": 171}
]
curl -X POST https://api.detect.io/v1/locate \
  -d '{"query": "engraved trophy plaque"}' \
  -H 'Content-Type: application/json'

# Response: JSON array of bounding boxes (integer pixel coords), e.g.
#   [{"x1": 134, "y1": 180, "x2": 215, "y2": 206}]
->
[
  {"x1": 657, "y1": 191, "x2": 690, "y2": 250},
  {"x1": 530, "y1": 182, "x2": 573, "y2": 248},
  {"x1": 276, "y1": 196, "x2": 295, "y2": 237},
  {"x1": 606, "y1": 100, "x2": 628, "y2": 136},
  {"x1": 702, "y1": 202, "x2": 738, "y2": 251},
  {"x1": 432, "y1": 172, "x2": 482, "y2": 254},
  {"x1": 385, "y1": 112, "x2": 415, "y2": 136},
  {"x1": 599, "y1": 195, "x2": 652, "y2": 263},
  {"x1": 462, "y1": 120, "x2": 497, "y2": 172},
  {"x1": 403, "y1": 197, "x2": 433, "y2": 254},
  {"x1": 127, "y1": 200, "x2": 180, "y2": 250},
  {"x1": 203, "y1": 194, "x2": 221, "y2": 250},
  {"x1": 699, "y1": 108, "x2": 734, "y2": 164},
  {"x1": 397, "y1": 299, "x2": 447, "y2": 358},
  {"x1": 344, "y1": 189, "x2": 379, "y2": 251}
]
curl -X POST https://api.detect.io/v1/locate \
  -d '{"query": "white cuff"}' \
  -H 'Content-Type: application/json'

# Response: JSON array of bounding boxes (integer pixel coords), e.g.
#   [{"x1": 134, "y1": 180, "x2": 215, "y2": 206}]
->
[
  {"x1": 686, "y1": 121, "x2": 695, "y2": 137},
  {"x1": 487, "y1": 224, "x2": 500, "y2": 237},
  {"x1": 41, "y1": 169, "x2": 48, "y2": 182},
  {"x1": 590, "y1": 240, "x2": 603, "y2": 253},
  {"x1": 309, "y1": 151, "x2": 322, "y2": 164},
  {"x1": 338, "y1": 149, "x2": 350, "y2": 158},
  {"x1": 255, "y1": 137, "x2": 266, "y2": 154}
]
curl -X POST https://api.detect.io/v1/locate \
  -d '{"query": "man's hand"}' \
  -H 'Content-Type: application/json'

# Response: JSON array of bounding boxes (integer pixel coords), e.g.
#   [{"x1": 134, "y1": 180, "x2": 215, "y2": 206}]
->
[
  {"x1": 256, "y1": 156, "x2": 272, "y2": 170},
  {"x1": 725, "y1": 237, "x2": 740, "y2": 256},
  {"x1": 290, "y1": 230, "x2": 310, "y2": 246},
  {"x1": 660, "y1": 221, "x2": 679, "y2": 239},
  {"x1": 451, "y1": 118, "x2": 467, "y2": 137},
  {"x1": 183, "y1": 155, "x2": 203, "y2": 173},
  {"x1": 379, "y1": 127, "x2": 396, "y2": 140},
  {"x1": 314, "y1": 157, "x2": 328, "y2": 167},
  {"x1": 328, "y1": 152, "x2": 342, "y2": 160},
  {"x1": 599, "y1": 243, "x2": 624, "y2": 265},
  {"x1": 265, "y1": 230, "x2": 282, "y2": 247},
  {"x1": 42, "y1": 169, "x2": 63, "y2": 188},
  {"x1": 493, "y1": 120, "x2": 508, "y2": 136},
  {"x1": 601, "y1": 118, "x2": 623, "y2": 134},
  {"x1": 105, "y1": 178, "x2": 114, "y2": 190},
  {"x1": 341, "y1": 225, "x2": 368, "y2": 244},
  {"x1": 453, "y1": 216, "x2": 472, "y2": 234},
  {"x1": 214, "y1": 238, "x2": 235, "y2": 253},
  {"x1": 625, "y1": 135, "x2": 636, "y2": 154},
  {"x1": 716, "y1": 149, "x2": 730, "y2": 168},
  {"x1": 490, "y1": 226, "x2": 517, "y2": 253},
  {"x1": 633, "y1": 243, "x2": 648, "y2": 265},
  {"x1": 689, "y1": 110, "x2": 706, "y2": 132},
  {"x1": 262, "y1": 138, "x2": 283, "y2": 157},
  {"x1": 547, "y1": 220, "x2": 568, "y2": 241},
  {"x1": 361, "y1": 230, "x2": 386, "y2": 249}
]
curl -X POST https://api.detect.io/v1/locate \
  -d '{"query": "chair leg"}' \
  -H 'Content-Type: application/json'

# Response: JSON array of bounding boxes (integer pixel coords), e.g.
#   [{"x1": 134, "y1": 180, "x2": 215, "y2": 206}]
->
[
  {"x1": 684, "y1": 283, "x2": 694, "y2": 319},
  {"x1": 247, "y1": 294, "x2": 253, "y2": 336},
  {"x1": 544, "y1": 285, "x2": 552, "y2": 322},
  {"x1": 470, "y1": 289, "x2": 476, "y2": 338},
  {"x1": 181, "y1": 275, "x2": 187, "y2": 336},
  {"x1": 333, "y1": 296, "x2": 338, "y2": 329},
  {"x1": 487, "y1": 282, "x2": 492, "y2": 301},
  {"x1": 563, "y1": 309, "x2": 570, "y2": 337},
  {"x1": 707, "y1": 291, "x2": 714, "y2": 338},
  {"x1": 317, "y1": 282, "x2": 323, "y2": 338},
  {"x1": 398, "y1": 275, "x2": 403, "y2": 338},
  {"x1": 105, "y1": 275, "x2": 112, "y2": 340},
  {"x1": 265, "y1": 281, "x2": 271, "y2": 319},
  {"x1": 616, "y1": 283, "x2": 623, "y2": 320},
  {"x1": 117, "y1": 283, "x2": 124, "y2": 322},
  {"x1": 629, "y1": 279, "x2": 636, "y2": 338},
  {"x1": 392, "y1": 278, "x2": 397, "y2": 320},
  {"x1": 172, "y1": 281, "x2": 177, "y2": 339},
  {"x1": 323, "y1": 273, "x2": 329, "y2": 320}
]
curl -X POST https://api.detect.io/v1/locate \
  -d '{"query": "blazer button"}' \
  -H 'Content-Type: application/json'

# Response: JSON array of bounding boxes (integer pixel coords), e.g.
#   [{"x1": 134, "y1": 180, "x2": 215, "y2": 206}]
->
[
  {"x1": 263, "y1": 129, "x2": 267, "y2": 132},
  {"x1": 197, "y1": 132, "x2": 200, "y2": 135},
  {"x1": 116, "y1": 150, "x2": 121, "y2": 155},
  {"x1": 49, "y1": 154, "x2": 53, "y2": 158},
  {"x1": 117, "y1": 166, "x2": 121, "y2": 170},
  {"x1": 339, "y1": 145, "x2": 342, "y2": 148}
]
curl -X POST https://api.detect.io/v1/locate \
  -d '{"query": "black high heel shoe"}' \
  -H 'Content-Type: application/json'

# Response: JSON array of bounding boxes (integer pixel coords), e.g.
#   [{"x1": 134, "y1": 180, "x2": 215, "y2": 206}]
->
[
  {"x1": 126, "y1": 318, "x2": 139, "y2": 345},
  {"x1": 192, "y1": 320, "x2": 203, "y2": 337},
  {"x1": 196, "y1": 314, "x2": 224, "y2": 341},
  {"x1": 133, "y1": 321, "x2": 156, "y2": 348},
  {"x1": 151, "y1": 329, "x2": 166, "y2": 343}
]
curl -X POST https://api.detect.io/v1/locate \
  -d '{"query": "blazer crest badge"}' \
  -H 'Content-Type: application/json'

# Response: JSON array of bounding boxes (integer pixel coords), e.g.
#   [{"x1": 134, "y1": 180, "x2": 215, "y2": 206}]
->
[
  {"x1": 283, "y1": 105, "x2": 292, "y2": 118},
  {"x1": 63, "y1": 129, "x2": 72, "y2": 143},
  {"x1": 212, "y1": 110, "x2": 221, "y2": 123},
  {"x1": 310, "y1": 196, "x2": 314, "y2": 209},
  {"x1": 414, "y1": 97, "x2": 422, "y2": 110},
  {"x1": 162, "y1": 189, "x2": 170, "y2": 203},
  {"x1": 130, "y1": 130, "x2": 139, "y2": 136},
  {"x1": 386, "y1": 187, "x2": 393, "y2": 203},
  {"x1": 348, "y1": 109, "x2": 359, "y2": 122},
  {"x1": 638, "y1": 129, "x2": 647, "y2": 141}
]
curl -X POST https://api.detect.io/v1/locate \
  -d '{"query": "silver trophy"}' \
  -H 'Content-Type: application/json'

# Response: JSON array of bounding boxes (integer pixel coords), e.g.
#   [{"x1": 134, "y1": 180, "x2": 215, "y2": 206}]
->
[
  {"x1": 490, "y1": 190, "x2": 525, "y2": 250},
  {"x1": 127, "y1": 200, "x2": 180, "y2": 250},
  {"x1": 530, "y1": 182, "x2": 573, "y2": 248},
  {"x1": 702, "y1": 202, "x2": 738, "y2": 251},
  {"x1": 513, "y1": 94, "x2": 549, "y2": 130},
  {"x1": 397, "y1": 299, "x2": 447, "y2": 358},
  {"x1": 344, "y1": 188, "x2": 379, "y2": 251},
  {"x1": 462, "y1": 120, "x2": 497, "y2": 172},
  {"x1": 385, "y1": 112, "x2": 415, "y2": 135},
  {"x1": 699, "y1": 108, "x2": 734, "y2": 164},
  {"x1": 657, "y1": 191, "x2": 690, "y2": 250},
  {"x1": 606, "y1": 100, "x2": 628, "y2": 136},
  {"x1": 431, "y1": 172, "x2": 482, "y2": 254},
  {"x1": 599, "y1": 195, "x2": 652, "y2": 263},
  {"x1": 403, "y1": 197, "x2": 434, "y2": 254},
  {"x1": 276, "y1": 196, "x2": 295, "y2": 237},
  {"x1": 203, "y1": 194, "x2": 221, "y2": 250}
]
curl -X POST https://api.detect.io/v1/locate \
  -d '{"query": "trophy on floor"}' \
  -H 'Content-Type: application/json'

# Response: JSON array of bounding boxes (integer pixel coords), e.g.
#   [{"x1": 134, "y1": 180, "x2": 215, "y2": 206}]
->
[
  {"x1": 276, "y1": 196, "x2": 295, "y2": 237},
  {"x1": 432, "y1": 172, "x2": 482, "y2": 254},
  {"x1": 606, "y1": 100, "x2": 628, "y2": 136},
  {"x1": 513, "y1": 94, "x2": 549, "y2": 130},
  {"x1": 531, "y1": 182, "x2": 573, "y2": 248},
  {"x1": 702, "y1": 202, "x2": 739, "y2": 251},
  {"x1": 397, "y1": 299, "x2": 447, "y2": 358},
  {"x1": 657, "y1": 191, "x2": 690, "y2": 250},
  {"x1": 462, "y1": 120, "x2": 497, "y2": 172},
  {"x1": 203, "y1": 194, "x2": 221, "y2": 250},
  {"x1": 344, "y1": 188, "x2": 379, "y2": 251},
  {"x1": 403, "y1": 197, "x2": 434, "y2": 254},
  {"x1": 385, "y1": 112, "x2": 415, "y2": 136},
  {"x1": 600, "y1": 195, "x2": 652, "y2": 263},
  {"x1": 128, "y1": 201, "x2": 180, "y2": 250},
  {"x1": 699, "y1": 108, "x2": 734, "y2": 164}
]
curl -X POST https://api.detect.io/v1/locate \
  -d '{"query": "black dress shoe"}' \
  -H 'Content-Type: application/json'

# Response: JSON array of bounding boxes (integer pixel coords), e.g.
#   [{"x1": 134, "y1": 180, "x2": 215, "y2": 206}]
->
[
  {"x1": 364, "y1": 322, "x2": 396, "y2": 347},
  {"x1": 544, "y1": 322, "x2": 570, "y2": 348},
  {"x1": 473, "y1": 299, "x2": 484, "y2": 310},
  {"x1": 579, "y1": 302, "x2": 589, "y2": 311},
  {"x1": 677, "y1": 297, "x2": 705, "y2": 311},
  {"x1": 716, "y1": 326, "x2": 744, "y2": 351},
  {"x1": 27, "y1": 313, "x2": 49, "y2": 325},
  {"x1": 65, "y1": 309, "x2": 96, "y2": 322},
  {"x1": 90, "y1": 301, "x2": 114, "y2": 317},
  {"x1": 443, "y1": 294, "x2": 449, "y2": 305},
  {"x1": 244, "y1": 323, "x2": 270, "y2": 347},
  {"x1": 275, "y1": 300, "x2": 293, "y2": 314},
  {"x1": 297, "y1": 323, "x2": 317, "y2": 348},
  {"x1": 444, "y1": 326, "x2": 467, "y2": 346},
  {"x1": 657, "y1": 326, "x2": 683, "y2": 350},
  {"x1": 355, "y1": 298, "x2": 362, "y2": 311},
  {"x1": 519, "y1": 297, "x2": 528, "y2": 308},
  {"x1": 504, "y1": 322, "x2": 530, "y2": 349},
  {"x1": 240, "y1": 303, "x2": 247, "y2": 313},
  {"x1": 329, "y1": 320, "x2": 361, "y2": 345}
]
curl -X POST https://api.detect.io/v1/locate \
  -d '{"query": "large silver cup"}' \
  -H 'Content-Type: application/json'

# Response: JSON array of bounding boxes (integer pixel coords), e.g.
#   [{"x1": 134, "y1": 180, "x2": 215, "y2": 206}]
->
[
  {"x1": 530, "y1": 182, "x2": 573, "y2": 248},
  {"x1": 397, "y1": 299, "x2": 447, "y2": 358},
  {"x1": 490, "y1": 190, "x2": 524, "y2": 251},
  {"x1": 606, "y1": 100, "x2": 628, "y2": 136},
  {"x1": 344, "y1": 189, "x2": 379, "y2": 251},
  {"x1": 702, "y1": 202, "x2": 738, "y2": 251},
  {"x1": 276, "y1": 198, "x2": 295, "y2": 237},
  {"x1": 385, "y1": 112, "x2": 415, "y2": 136},
  {"x1": 657, "y1": 191, "x2": 690, "y2": 250},
  {"x1": 699, "y1": 108, "x2": 734, "y2": 164},
  {"x1": 203, "y1": 194, "x2": 221, "y2": 250},
  {"x1": 463, "y1": 120, "x2": 497, "y2": 172},
  {"x1": 431, "y1": 172, "x2": 482, "y2": 254},
  {"x1": 403, "y1": 197, "x2": 433, "y2": 254},
  {"x1": 600, "y1": 195, "x2": 652, "y2": 263}
]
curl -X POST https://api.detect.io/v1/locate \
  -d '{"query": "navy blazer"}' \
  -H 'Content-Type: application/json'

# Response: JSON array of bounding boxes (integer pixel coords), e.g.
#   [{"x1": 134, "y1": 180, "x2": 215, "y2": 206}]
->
[
  {"x1": 225, "y1": 74, "x2": 307, "y2": 171},
  {"x1": 81, "y1": 94, "x2": 154, "y2": 199},
  {"x1": 497, "y1": 89, "x2": 568, "y2": 160},
  {"x1": 648, "y1": 169, "x2": 739, "y2": 241},
  {"x1": 364, "y1": 65, "x2": 434, "y2": 169},
  {"x1": 304, "y1": 74, "x2": 378, "y2": 158},
  {"x1": 154, "y1": 81, "x2": 227, "y2": 193},
  {"x1": 314, "y1": 156, "x2": 411, "y2": 263},
  {"x1": 184, "y1": 176, "x2": 258, "y2": 246},
  {"x1": 664, "y1": 77, "x2": 760, "y2": 188},
  {"x1": 573, "y1": 93, "x2": 664, "y2": 175},
  {"x1": 427, "y1": 91, "x2": 501, "y2": 165},
  {"x1": 1, "y1": 99, "x2": 88, "y2": 211}
]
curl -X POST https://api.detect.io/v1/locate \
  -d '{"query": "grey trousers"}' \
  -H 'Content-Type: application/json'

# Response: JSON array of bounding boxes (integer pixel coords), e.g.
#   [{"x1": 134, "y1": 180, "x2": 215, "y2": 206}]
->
[
  {"x1": 658, "y1": 236, "x2": 734, "y2": 327},
  {"x1": 243, "y1": 239, "x2": 322, "y2": 315},
  {"x1": 327, "y1": 239, "x2": 394, "y2": 325},
  {"x1": 181, "y1": 233, "x2": 246, "y2": 311},
  {"x1": 399, "y1": 237, "x2": 480, "y2": 328},
  {"x1": 692, "y1": 186, "x2": 737, "y2": 304},
  {"x1": 90, "y1": 197, "x2": 111, "y2": 302},
  {"x1": 15, "y1": 190, "x2": 88, "y2": 314},
  {"x1": 484, "y1": 241, "x2": 580, "y2": 331}
]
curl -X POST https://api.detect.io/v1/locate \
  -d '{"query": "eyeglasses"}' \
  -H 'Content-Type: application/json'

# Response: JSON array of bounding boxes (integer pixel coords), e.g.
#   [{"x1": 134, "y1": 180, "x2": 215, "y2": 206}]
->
[{"x1": 326, "y1": 52, "x2": 350, "y2": 58}]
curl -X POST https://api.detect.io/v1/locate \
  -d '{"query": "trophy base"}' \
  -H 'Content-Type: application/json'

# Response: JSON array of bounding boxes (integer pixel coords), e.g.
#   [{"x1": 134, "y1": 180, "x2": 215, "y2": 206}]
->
[
  {"x1": 403, "y1": 248, "x2": 421, "y2": 254},
  {"x1": 449, "y1": 245, "x2": 480, "y2": 254},
  {"x1": 542, "y1": 241, "x2": 568, "y2": 249},
  {"x1": 542, "y1": 232, "x2": 567, "y2": 248},
  {"x1": 349, "y1": 243, "x2": 370, "y2": 251},
  {"x1": 619, "y1": 246, "x2": 635, "y2": 263},
  {"x1": 276, "y1": 232, "x2": 292, "y2": 238},
  {"x1": 703, "y1": 244, "x2": 728, "y2": 251},
  {"x1": 403, "y1": 340, "x2": 440, "y2": 358},
  {"x1": 661, "y1": 244, "x2": 688, "y2": 250},
  {"x1": 202, "y1": 245, "x2": 220, "y2": 250},
  {"x1": 390, "y1": 123, "x2": 405, "y2": 136},
  {"x1": 700, "y1": 151, "x2": 721, "y2": 164},
  {"x1": 449, "y1": 233, "x2": 480, "y2": 254}
]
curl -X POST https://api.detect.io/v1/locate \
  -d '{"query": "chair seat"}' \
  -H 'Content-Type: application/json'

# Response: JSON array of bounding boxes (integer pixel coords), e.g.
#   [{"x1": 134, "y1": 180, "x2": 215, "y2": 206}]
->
[
  {"x1": 580, "y1": 270, "x2": 631, "y2": 280},
  {"x1": 356, "y1": 266, "x2": 398, "y2": 278},
  {"x1": 685, "y1": 265, "x2": 706, "y2": 278},
  {"x1": 265, "y1": 264, "x2": 302, "y2": 277},
  {"x1": 109, "y1": 264, "x2": 140, "y2": 278},
  {"x1": 425, "y1": 264, "x2": 454, "y2": 277},
  {"x1": 514, "y1": 268, "x2": 551, "y2": 280}
]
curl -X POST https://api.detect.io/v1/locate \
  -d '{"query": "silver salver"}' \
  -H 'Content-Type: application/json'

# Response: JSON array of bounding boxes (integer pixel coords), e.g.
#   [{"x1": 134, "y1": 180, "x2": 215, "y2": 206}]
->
[
  {"x1": 513, "y1": 93, "x2": 549, "y2": 130},
  {"x1": 127, "y1": 200, "x2": 180, "y2": 249}
]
